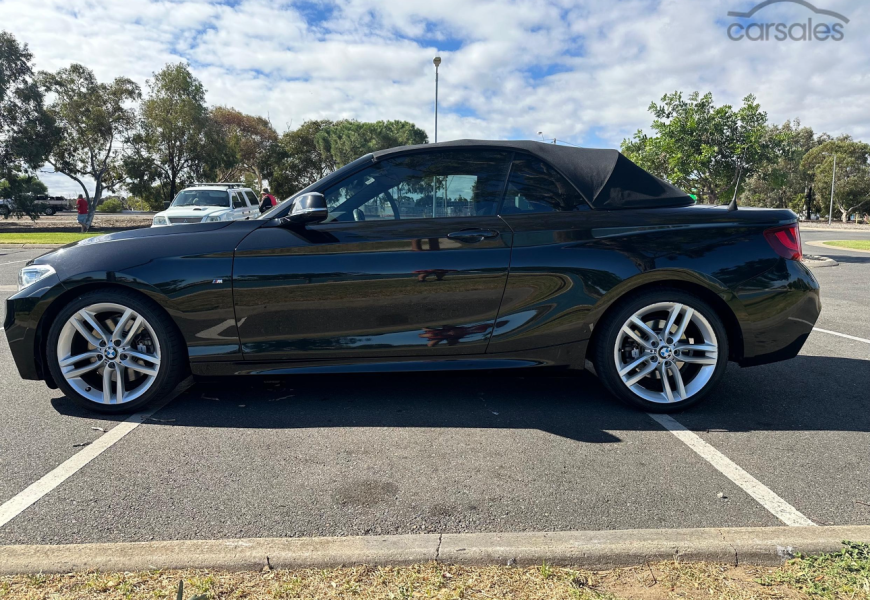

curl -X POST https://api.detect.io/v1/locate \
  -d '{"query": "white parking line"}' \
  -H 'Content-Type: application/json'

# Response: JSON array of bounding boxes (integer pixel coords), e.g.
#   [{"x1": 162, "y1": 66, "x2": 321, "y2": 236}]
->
[
  {"x1": 0, "y1": 259, "x2": 30, "y2": 266},
  {"x1": 0, "y1": 403, "x2": 166, "y2": 529},
  {"x1": 813, "y1": 327, "x2": 870, "y2": 345},
  {"x1": 648, "y1": 413, "x2": 815, "y2": 527}
]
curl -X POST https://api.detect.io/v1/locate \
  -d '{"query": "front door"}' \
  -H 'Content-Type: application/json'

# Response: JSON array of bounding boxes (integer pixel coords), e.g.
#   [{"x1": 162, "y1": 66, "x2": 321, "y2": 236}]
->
[{"x1": 233, "y1": 149, "x2": 515, "y2": 361}]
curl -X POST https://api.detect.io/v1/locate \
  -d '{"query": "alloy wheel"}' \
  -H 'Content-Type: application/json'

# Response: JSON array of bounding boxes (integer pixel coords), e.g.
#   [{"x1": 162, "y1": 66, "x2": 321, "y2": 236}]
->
[
  {"x1": 613, "y1": 301, "x2": 718, "y2": 404},
  {"x1": 56, "y1": 302, "x2": 161, "y2": 405}
]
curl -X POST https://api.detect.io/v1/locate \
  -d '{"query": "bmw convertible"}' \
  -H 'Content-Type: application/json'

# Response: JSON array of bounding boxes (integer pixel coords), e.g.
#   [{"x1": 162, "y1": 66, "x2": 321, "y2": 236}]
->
[{"x1": 5, "y1": 140, "x2": 820, "y2": 413}]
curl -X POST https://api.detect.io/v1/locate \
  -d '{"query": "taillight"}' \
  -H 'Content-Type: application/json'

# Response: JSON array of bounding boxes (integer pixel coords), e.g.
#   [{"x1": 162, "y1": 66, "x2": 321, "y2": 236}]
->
[{"x1": 764, "y1": 223, "x2": 802, "y2": 261}]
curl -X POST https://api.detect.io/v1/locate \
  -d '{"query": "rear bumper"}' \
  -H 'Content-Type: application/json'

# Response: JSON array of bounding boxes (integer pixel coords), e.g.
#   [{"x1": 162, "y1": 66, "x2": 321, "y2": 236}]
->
[
  {"x1": 735, "y1": 259, "x2": 820, "y2": 367},
  {"x1": 4, "y1": 275, "x2": 65, "y2": 382}
]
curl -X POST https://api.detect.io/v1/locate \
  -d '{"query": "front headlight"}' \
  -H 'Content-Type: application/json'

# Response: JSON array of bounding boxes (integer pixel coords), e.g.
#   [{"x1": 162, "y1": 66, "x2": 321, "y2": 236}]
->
[
  {"x1": 205, "y1": 213, "x2": 226, "y2": 222},
  {"x1": 18, "y1": 265, "x2": 56, "y2": 291},
  {"x1": 152, "y1": 215, "x2": 168, "y2": 226}
]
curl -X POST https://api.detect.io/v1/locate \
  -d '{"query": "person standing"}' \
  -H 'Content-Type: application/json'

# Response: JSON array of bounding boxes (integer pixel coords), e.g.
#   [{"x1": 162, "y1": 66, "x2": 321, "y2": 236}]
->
[
  {"x1": 259, "y1": 188, "x2": 276, "y2": 213},
  {"x1": 76, "y1": 194, "x2": 89, "y2": 232}
]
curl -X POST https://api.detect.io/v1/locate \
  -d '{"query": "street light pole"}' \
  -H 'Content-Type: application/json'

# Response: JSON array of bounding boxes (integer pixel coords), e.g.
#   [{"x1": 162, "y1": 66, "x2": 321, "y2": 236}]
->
[
  {"x1": 433, "y1": 56, "x2": 441, "y2": 144},
  {"x1": 828, "y1": 153, "x2": 837, "y2": 225}
]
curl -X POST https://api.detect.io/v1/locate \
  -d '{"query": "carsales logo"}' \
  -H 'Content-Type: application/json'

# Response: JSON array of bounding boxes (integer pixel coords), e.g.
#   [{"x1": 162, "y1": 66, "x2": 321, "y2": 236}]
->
[{"x1": 727, "y1": 0, "x2": 848, "y2": 41}]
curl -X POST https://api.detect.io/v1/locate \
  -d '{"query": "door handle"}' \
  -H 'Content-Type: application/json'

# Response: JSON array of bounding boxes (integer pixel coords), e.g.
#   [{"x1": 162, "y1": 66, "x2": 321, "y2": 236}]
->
[{"x1": 447, "y1": 229, "x2": 500, "y2": 243}]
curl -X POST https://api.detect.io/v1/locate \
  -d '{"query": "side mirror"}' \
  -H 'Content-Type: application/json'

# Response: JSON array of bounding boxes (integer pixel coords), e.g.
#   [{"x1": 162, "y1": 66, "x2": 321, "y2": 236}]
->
[{"x1": 286, "y1": 192, "x2": 327, "y2": 225}]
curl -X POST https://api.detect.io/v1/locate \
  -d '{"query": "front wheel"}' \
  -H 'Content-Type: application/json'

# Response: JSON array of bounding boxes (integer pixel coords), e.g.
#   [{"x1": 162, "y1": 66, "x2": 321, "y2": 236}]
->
[
  {"x1": 44, "y1": 207, "x2": 55, "y2": 216},
  {"x1": 594, "y1": 289, "x2": 729, "y2": 412},
  {"x1": 46, "y1": 289, "x2": 187, "y2": 413}
]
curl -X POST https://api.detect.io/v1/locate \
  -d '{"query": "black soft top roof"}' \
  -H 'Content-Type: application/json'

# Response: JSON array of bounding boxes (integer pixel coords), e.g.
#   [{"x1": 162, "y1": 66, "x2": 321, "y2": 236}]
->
[{"x1": 372, "y1": 139, "x2": 692, "y2": 210}]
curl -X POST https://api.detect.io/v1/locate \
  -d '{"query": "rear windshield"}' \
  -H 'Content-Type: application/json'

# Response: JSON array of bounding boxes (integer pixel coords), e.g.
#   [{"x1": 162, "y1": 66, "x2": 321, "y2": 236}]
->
[{"x1": 171, "y1": 190, "x2": 230, "y2": 208}]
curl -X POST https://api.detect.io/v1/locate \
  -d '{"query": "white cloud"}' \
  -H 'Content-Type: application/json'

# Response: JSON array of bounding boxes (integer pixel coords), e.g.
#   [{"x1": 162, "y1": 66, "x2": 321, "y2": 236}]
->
[{"x1": 1, "y1": 0, "x2": 867, "y2": 195}]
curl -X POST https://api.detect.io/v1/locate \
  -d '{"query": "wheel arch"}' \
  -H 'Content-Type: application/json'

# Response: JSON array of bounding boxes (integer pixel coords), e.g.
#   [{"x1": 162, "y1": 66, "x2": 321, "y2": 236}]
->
[
  {"x1": 35, "y1": 282, "x2": 188, "y2": 387},
  {"x1": 586, "y1": 277, "x2": 745, "y2": 366}
]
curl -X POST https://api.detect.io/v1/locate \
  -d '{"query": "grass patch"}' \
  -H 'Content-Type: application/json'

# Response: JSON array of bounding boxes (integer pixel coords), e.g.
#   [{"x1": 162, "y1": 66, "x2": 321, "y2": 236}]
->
[
  {"x1": 2, "y1": 543, "x2": 870, "y2": 600},
  {"x1": 0, "y1": 232, "x2": 102, "y2": 244},
  {"x1": 823, "y1": 240, "x2": 870, "y2": 251}
]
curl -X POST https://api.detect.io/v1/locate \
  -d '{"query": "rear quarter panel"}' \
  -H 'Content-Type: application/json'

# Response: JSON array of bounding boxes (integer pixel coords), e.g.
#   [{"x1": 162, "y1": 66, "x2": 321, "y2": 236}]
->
[{"x1": 489, "y1": 207, "x2": 795, "y2": 358}]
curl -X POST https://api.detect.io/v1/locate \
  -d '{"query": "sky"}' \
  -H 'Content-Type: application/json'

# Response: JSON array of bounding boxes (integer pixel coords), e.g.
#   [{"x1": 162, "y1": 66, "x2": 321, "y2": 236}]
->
[{"x1": 1, "y1": 0, "x2": 867, "y2": 197}]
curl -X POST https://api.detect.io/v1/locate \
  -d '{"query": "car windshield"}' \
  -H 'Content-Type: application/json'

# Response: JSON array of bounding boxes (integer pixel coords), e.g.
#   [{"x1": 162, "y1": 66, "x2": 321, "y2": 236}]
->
[{"x1": 171, "y1": 190, "x2": 230, "y2": 208}]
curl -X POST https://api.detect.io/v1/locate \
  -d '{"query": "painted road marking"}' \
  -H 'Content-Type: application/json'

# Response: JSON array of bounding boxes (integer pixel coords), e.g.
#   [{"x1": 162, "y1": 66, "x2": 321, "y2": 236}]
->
[
  {"x1": 648, "y1": 413, "x2": 816, "y2": 527},
  {"x1": 813, "y1": 327, "x2": 870, "y2": 345},
  {"x1": 0, "y1": 403, "x2": 167, "y2": 529},
  {"x1": 0, "y1": 259, "x2": 30, "y2": 266}
]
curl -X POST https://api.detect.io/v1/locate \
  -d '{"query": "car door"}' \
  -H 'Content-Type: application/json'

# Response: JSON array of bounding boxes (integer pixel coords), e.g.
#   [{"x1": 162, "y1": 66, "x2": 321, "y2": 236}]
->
[
  {"x1": 486, "y1": 153, "x2": 604, "y2": 354},
  {"x1": 243, "y1": 190, "x2": 260, "y2": 218},
  {"x1": 229, "y1": 191, "x2": 247, "y2": 220},
  {"x1": 233, "y1": 149, "x2": 514, "y2": 361}
]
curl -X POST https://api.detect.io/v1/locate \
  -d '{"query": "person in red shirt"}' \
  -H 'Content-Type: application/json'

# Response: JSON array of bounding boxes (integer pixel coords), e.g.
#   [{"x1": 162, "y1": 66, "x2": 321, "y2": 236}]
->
[
  {"x1": 259, "y1": 188, "x2": 277, "y2": 213},
  {"x1": 76, "y1": 194, "x2": 89, "y2": 232}
]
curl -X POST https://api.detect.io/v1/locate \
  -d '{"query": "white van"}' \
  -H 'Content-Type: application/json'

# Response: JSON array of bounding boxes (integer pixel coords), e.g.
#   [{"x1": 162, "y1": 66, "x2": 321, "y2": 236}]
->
[{"x1": 151, "y1": 184, "x2": 259, "y2": 227}]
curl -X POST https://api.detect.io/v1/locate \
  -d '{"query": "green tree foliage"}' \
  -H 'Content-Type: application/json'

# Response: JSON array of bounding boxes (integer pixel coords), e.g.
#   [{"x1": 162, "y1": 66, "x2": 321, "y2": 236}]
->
[
  {"x1": 38, "y1": 63, "x2": 140, "y2": 220},
  {"x1": 0, "y1": 175, "x2": 47, "y2": 219},
  {"x1": 0, "y1": 31, "x2": 56, "y2": 220},
  {"x1": 802, "y1": 138, "x2": 870, "y2": 222},
  {"x1": 266, "y1": 119, "x2": 428, "y2": 199},
  {"x1": 740, "y1": 120, "x2": 823, "y2": 211},
  {"x1": 621, "y1": 92, "x2": 772, "y2": 204},
  {"x1": 265, "y1": 119, "x2": 333, "y2": 199},
  {"x1": 209, "y1": 106, "x2": 277, "y2": 191},
  {"x1": 123, "y1": 63, "x2": 212, "y2": 208}
]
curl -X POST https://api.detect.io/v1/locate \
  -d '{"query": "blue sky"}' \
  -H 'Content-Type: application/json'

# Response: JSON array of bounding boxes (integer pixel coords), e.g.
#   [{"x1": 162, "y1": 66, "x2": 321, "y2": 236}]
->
[{"x1": 0, "y1": 0, "x2": 867, "y2": 196}]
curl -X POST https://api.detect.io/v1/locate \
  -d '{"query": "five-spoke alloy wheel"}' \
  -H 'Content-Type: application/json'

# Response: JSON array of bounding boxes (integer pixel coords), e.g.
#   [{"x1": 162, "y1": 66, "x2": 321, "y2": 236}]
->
[
  {"x1": 594, "y1": 289, "x2": 729, "y2": 411},
  {"x1": 47, "y1": 289, "x2": 186, "y2": 412}
]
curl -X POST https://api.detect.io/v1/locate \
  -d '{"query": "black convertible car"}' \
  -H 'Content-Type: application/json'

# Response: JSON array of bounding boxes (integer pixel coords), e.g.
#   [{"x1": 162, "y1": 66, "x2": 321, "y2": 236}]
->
[{"x1": 5, "y1": 140, "x2": 820, "y2": 413}]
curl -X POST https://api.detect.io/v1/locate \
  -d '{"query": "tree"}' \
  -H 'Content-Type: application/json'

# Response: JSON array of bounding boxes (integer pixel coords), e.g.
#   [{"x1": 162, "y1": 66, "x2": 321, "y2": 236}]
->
[
  {"x1": 0, "y1": 174, "x2": 47, "y2": 219},
  {"x1": 802, "y1": 138, "x2": 870, "y2": 222},
  {"x1": 124, "y1": 63, "x2": 211, "y2": 207},
  {"x1": 38, "y1": 63, "x2": 140, "y2": 221},
  {"x1": 315, "y1": 119, "x2": 428, "y2": 171},
  {"x1": 265, "y1": 119, "x2": 429, "y2": 199},
  {"x1": 265, "y1": 119, "x2": 334, "y2": 199},
  {"x1": 209, "y1": 106, "x2": 277, "y2": 190},
  {"x1": 740, "y1": 120, "x2": 823, "y2": 210},
  {"x1": 621, "y1": 92, "x2": 773, "y2": 204},
  {"x1": 0, "y1": 31, "x2": 56, "y2": 220}
]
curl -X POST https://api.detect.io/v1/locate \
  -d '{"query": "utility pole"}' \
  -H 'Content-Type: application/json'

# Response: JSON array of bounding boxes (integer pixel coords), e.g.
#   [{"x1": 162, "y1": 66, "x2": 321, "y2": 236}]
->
[
  {"x1": 433, "y1": 56, "x2": 441, "y2": 144},
  {"x1": 828, "y1": 153, "x2": 837, "y2": 225}
]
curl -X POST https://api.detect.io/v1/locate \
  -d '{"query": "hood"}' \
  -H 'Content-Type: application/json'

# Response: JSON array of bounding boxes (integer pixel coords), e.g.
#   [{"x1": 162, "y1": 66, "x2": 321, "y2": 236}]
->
[{"x1": 157, "y1": 205, "x2": 232, "y2": 218}]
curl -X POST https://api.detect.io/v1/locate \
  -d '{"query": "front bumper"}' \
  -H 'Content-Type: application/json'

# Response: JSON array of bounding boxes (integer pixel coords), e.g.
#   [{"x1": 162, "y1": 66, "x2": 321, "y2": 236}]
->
[
  {"x1": 4, "y1": 274, "x2": 65, "y2": 382},
  {"x1": 735, "y1": 259, "x2": 821, "y2": 367}
]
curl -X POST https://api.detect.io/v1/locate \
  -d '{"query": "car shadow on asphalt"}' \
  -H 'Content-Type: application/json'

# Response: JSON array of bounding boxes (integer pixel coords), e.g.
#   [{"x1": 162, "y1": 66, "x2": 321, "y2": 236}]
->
[{"x1": 50, "y1": 355, "x2": 870, "y2": 443}]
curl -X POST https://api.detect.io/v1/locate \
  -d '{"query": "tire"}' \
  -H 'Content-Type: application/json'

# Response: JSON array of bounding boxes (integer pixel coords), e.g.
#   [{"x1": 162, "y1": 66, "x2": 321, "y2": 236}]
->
[
  {"x1": 593, "y1": 289, "x2": 729, "y2": 412},
  {"x1": 44, "y1": 207, "x2": 55, "y2": 216},
  {"x1": 0, "y1": 206, "x2": 9, "y2": 217},
  {"x1": 46, "y1": 288, "x2": 187, "y2": 413}
]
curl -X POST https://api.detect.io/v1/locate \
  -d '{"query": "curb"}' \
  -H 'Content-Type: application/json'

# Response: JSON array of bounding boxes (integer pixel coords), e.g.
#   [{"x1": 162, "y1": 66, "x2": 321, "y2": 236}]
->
[
  {"x1": 2, "y1": 526, "x2": 868, "y2": 574},
  {"x1": 802, "y1": 255, "x2": 839, "y2": 268}
]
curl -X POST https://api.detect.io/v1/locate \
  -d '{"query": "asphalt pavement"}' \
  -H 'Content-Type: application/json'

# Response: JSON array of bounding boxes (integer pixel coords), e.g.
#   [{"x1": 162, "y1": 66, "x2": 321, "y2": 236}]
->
[{"x1": 0, "y1": 230, "x2": 868, "y2": 545}]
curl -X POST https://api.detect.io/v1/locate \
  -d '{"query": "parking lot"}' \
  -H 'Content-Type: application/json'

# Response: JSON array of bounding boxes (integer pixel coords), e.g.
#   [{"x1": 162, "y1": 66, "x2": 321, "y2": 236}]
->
[{"x1": 1, "y1": 229, "x2": 868, "y2": 546}]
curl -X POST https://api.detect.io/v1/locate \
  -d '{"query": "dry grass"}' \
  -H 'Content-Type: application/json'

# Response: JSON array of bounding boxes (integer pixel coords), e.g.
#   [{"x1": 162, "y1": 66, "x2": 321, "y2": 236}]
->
[
  {"x1": 0, "y1": 561, "x2": 820, "y2": 600},
  {"x1": 4, "y1": 543, "x2": 870, "y2": 600}
]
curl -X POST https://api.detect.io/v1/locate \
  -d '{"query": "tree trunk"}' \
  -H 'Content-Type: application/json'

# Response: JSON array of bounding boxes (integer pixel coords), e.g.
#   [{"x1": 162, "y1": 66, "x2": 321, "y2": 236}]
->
[{"x1": 89, "y1": 179, "x2": 103, "y2": 224}]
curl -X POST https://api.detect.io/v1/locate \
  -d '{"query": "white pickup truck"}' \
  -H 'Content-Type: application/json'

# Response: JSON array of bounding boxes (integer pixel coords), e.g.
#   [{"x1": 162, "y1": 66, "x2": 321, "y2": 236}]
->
[{"x1": 151, "y1": 184, "x2": 261, "y2": 227}]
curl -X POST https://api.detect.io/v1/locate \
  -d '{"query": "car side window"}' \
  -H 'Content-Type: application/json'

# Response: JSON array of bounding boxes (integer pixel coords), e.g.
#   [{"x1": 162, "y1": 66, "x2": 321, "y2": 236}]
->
[
  {"x1": 322, "y1": 150, "x2": 512, "y2": 222},
  {"x1": 244, "y1": 190, "x2": 258, "y2": 206},
  {"x1": 231, "y1": 192, "x2": 244, "y2": 209},
  {"x1": 501, "y1": 155, "x2": 590, "y2": 214}
]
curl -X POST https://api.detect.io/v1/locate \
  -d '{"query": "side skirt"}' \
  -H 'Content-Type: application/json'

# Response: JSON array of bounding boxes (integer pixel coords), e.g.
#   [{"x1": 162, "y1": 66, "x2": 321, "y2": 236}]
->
[{"x1": 190, "y1": 341, "x2": 588, "y2": 377}]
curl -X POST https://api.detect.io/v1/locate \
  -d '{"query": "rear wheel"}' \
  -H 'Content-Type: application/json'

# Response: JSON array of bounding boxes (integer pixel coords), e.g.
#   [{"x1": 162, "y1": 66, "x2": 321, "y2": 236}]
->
[
  {"x1": 594, "y1": 289, "x2": 729, "y2": 412},
  {"x1": 46, "y1": 289, "x2": 187, "y2": 413},
  {"x1": 44, "y1": 207, "x2": 55, "y2": 216}
]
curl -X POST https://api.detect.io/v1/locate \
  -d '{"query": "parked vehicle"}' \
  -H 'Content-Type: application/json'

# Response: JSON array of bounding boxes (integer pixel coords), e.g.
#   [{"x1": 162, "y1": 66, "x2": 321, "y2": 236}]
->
[
  {"x1": 0, "y1": 195, "x2": 69, "y2": 216},
  {"x1": 6, "y1": 140, "x2": 820, "y2": 413},
  {"x1": 151, "y1": 184, "x2": 259, "y2": 226}
]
